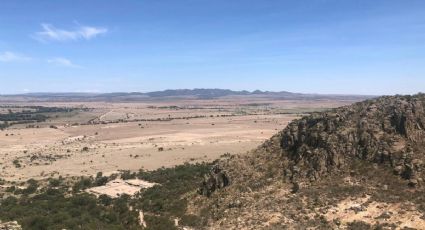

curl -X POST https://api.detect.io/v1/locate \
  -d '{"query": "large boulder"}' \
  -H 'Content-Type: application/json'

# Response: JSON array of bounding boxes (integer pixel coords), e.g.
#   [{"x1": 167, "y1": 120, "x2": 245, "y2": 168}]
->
[
  {"x1": 198, "y1": 164, "x2": 230, "y2": 197},
  {"x1": 0, "y1": 221, "x2": 22, "y2": 230}
]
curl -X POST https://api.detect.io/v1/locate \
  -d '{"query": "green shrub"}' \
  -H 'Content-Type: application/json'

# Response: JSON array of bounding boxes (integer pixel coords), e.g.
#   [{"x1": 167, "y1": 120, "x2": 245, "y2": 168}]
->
[
  {"x1": 144, "y1": 215, "x2": 177, "y2": 230},
  {"x1": 136, "y1": 163, "x2": 211, "y2": 229}
]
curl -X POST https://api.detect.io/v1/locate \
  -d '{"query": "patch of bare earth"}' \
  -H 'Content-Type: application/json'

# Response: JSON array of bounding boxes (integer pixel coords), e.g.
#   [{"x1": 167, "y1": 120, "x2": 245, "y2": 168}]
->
[{"x1": 326, "y1": 195, "x2": 425, "y2": 229}]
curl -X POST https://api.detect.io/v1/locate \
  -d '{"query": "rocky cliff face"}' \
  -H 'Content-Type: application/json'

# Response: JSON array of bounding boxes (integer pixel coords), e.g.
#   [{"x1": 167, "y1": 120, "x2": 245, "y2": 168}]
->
[{"x1": 278, "y1": 94, "x2": 425, "y2": 185}]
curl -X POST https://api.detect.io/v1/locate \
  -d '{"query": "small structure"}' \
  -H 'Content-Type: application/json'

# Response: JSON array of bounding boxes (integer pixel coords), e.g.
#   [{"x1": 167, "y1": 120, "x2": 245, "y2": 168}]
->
[{"x1": 86, "y1": 178, "x2": 157, "y2": 198}]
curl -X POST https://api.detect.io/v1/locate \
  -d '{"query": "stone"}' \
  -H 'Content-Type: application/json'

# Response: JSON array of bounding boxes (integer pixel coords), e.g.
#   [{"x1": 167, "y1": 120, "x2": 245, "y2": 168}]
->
[
  {"x1": 0, "y1": 221, "x2": 22, "y2": 230},
  {"x1": 349, "y1": 205, "x2": 365, "y2": 214},
  {"x1": 377, "y1": 211, "x2": 392, "y2": 220},
  {"x1": 408, "y1": 179, "x2": 418, "y2": 187},
  {"x1": 198, "y1": 164, "x2": 230, "y2": 197}
]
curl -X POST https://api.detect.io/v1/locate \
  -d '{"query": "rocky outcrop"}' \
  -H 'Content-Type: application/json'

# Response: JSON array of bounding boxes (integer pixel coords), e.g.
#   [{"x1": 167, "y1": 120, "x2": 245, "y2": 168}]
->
[
  {"x1": 0, "y1": 221, "x2": 22, "y2": 230},
  {"x1": 198, "y1": 164, "x2": 230, "y2": 197},
  {"x1": 195, "y1": 94, "x2": 425, "y2": 229},
  {"x1": 279, "y1": 94, "x2": 425, "y2": 184},
  {"x1": 199, "y1": 94, "x2": 425, "y2": 197}
]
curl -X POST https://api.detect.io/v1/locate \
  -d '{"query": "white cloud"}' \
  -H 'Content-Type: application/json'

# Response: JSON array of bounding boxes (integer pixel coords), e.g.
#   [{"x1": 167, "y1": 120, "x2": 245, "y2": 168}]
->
[
  {"x1": 0, "y1": 51, "x2": 31, "y2": 62},
  {"x1": 47, "y1": 57, "x2": 82, "y2": 68},
  {"x1": 79, "y1": 26, "x2": 108, "y2": 40},
  {"x1": 34, "y1": 23, "x2": 107, "y2": 42}
]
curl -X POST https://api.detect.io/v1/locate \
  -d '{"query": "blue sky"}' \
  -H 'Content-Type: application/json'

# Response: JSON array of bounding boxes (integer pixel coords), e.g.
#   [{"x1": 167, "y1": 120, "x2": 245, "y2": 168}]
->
[{"x1": 0, "y1": 0, "x2": 424, "y2": 95}]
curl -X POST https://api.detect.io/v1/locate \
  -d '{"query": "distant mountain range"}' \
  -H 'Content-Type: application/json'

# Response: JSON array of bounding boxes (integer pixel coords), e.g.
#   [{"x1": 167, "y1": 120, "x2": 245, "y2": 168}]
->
[{"x1": 0, "y1": 88, "x2": 374, "y2": 102}]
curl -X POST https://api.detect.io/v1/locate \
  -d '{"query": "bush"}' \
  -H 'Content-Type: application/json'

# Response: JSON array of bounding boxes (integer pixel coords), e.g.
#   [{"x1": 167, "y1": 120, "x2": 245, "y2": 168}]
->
[
  {"x1": 121, "y1": 171, "x2": 136, "y2": 180},
  {"x1": 72, "y1": 177, "x2": 93, "y2": 192},
  {"x1": 144, "y1": 215, "x2": 177, "y2": 230},
  {"x1": 347, "y1": 221, "x2": 371, "y2": 230},
  {"x1": 12, "y1": 159, "x2": 21, "y2": 168},
  {"x1": 0, "y1": 184, "x2": 140, "y2": 229},
  {"x1": 180, "y1": 214, "x2": 204, "y2": 227},
  {"x1": 0, "y1": 163, "x2": 211, "y2": 229},
  {"x1": 49, "y1": 178, "x2": 62, "y2": 187},
  {"x1": 136, "y1": 163, "x2": 210, "y2": 228},
  {"x1": 95, "y1": 176, "x2": 109, "y2": 186}
]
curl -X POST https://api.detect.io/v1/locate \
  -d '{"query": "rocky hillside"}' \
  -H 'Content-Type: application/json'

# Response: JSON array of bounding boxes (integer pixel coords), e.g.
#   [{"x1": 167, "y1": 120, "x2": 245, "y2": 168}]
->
[
  {"x1": 194, "y1": 94, "x2": 425, "y2": 229},
  {"x1": 279, "y1": 94, "x2": 425, "y2": 185}
]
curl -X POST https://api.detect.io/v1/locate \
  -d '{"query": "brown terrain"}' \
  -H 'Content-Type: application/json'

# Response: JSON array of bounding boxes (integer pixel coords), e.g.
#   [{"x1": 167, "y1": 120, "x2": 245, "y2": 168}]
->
[
  {"x1": 0, "y1": 94, "x2": 356, "y2": 183},
  {"x1": 13, "y1": 90, "x2": 425, "y2": 229},
  {"x1": 197, "y1": 94, "x2": 425, "y2": 229}
]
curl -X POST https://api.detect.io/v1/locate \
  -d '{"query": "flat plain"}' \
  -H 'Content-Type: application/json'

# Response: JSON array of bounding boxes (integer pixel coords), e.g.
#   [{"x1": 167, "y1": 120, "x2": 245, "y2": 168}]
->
[{"x1": 0, "y1": 96, "x2": 357, "y2": 182}]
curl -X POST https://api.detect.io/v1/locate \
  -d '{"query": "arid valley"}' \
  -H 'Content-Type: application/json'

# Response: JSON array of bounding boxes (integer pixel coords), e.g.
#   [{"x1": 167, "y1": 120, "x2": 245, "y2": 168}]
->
[
  {"x1": 1, "y1": 1, "x2": 424, "y2": 229},
  {"x1": 0, "y1": 94, "x2": 353, "y2": 182}
]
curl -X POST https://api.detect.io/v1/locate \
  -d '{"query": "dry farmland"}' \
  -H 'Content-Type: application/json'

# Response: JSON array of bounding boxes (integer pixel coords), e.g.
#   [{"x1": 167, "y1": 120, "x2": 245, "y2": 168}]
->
[{"x1": 0, "y1": 97, "x2": 355, "y2": 182}]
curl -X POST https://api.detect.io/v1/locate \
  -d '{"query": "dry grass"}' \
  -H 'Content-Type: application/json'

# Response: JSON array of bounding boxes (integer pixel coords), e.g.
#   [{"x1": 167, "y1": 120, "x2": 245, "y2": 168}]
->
[{"x1": 0, "y1": 97, "x2": 352, "y2": 182}]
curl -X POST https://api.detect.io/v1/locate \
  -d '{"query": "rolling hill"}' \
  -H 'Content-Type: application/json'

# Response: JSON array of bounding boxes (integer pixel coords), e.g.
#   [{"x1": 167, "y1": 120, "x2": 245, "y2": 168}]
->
[{"x1": 196, "y1": 94, "x2": 425, "y2": 229}]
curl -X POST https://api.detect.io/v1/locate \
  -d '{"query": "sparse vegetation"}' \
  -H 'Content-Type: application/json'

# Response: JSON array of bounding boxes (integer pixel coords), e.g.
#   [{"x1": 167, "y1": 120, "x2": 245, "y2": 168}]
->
[
  {"x1": 0, "y1": 106, "x2": 77, "y2": 129},
  {"x1": 12, "y1": 159, "x2": 21, "y2": 168},
  {"x1": 136, "y1": 163, "x2": 211, "y2": 228},
  {"x1": 2, "y1": 92, "x2": 415, "y2": 229},
  {"x1": 0, "y1": 163, "x2": 211, "y2": 229},
  {"x1": 0, "y1": 187, "x2": 140, "y2": 229}
]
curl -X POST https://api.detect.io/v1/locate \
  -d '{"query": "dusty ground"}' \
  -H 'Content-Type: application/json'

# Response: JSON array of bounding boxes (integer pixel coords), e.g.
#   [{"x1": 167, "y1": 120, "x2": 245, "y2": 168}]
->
[
  {"x1": 86, "y1": 178, "x2": 157, "y2": 198},
  {"x1": 325, "y1": 195, "x2": 425, "y2": 229},
  {"x1": 0, "y1": 98, "x2": 354, "y2": 182}
]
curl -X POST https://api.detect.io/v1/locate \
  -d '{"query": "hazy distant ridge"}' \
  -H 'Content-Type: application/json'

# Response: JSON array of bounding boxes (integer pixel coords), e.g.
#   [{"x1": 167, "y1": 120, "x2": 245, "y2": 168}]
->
[{"x1": 0, "y1": 88, "x2": 374, "y2": 102}]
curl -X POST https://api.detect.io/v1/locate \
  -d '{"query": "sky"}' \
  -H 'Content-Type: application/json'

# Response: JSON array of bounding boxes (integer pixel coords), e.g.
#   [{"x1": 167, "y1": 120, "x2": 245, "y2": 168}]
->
[{"x1": 0, "y1": 0, "x2": 424, "y2": 95}]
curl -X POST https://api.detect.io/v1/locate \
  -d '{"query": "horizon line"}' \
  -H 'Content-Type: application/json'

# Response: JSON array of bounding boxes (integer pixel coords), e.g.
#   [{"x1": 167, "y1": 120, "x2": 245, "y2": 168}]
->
[{"x1": 0, "y1": 88, "x2": 390, "y2": 97}]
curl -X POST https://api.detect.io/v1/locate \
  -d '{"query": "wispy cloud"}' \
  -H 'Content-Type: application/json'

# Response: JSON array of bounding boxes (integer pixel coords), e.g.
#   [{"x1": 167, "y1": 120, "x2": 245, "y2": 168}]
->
[
  {"x1": 34, "y1": 23, "x2": 107, "y2": 42},
  {"x1": 0, "y1": 51, "x2": 31, "y2": 62},
  {"x1": 47, "y1": 57, "x2": 82, "y2": 68}
]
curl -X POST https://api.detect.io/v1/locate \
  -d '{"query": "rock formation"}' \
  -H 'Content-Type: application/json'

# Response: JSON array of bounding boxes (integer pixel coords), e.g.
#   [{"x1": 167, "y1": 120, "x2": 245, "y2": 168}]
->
[
  {"x1": 202, "y1": 94, "x2": 425, "y2": 196},
  {"x1": 0, "y1": 221, "x2": 22, "y2": 230},
  {"x1": 198, "y1": 164, "x2": 230, "y2": 197},
  {"x1": 277, "y1": 94, "x2": 425, "y2": 185},
  {"x1": 194, "y1": 94, "x2": 425, "y2": 229}
]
